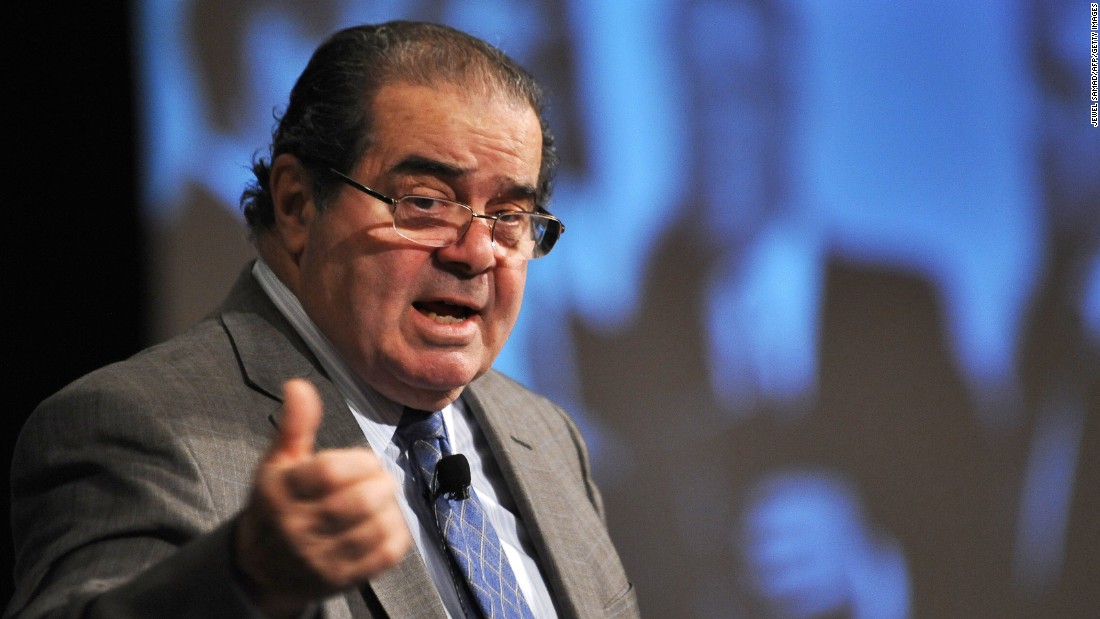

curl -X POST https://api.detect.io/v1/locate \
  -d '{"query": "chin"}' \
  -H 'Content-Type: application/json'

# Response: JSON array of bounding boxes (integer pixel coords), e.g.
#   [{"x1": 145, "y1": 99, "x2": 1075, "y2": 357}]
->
[{"x1": 405, "y1": 350, "x2": 489, "y2": 391}]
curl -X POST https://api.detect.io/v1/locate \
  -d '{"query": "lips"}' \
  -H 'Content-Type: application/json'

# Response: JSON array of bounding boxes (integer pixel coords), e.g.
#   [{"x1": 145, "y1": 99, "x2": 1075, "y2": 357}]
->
[{"x1": 413, "y1": 299, "x2": 477, "y2": 324}]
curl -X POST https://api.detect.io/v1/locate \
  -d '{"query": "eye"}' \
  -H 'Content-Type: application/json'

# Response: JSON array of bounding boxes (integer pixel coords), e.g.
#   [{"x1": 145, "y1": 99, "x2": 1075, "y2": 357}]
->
[
  {"x1": 487, "y1": 197, "x2": 535, "y2": 216},
  {"x1": 396, "y1": 196, "x2": 466, "y2": 233},
  {"x1": 492, "y1": 213, "x2": 529, "y2": 245},
  {"x1": 404, "y1": 196, "x2": 447, "y2": 212}
]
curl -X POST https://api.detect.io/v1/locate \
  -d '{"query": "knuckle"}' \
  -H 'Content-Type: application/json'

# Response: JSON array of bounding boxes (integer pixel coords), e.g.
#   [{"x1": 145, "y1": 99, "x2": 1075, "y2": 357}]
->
[{"x1": 381, "y1": 533, "x2": 412, "y2": 565}]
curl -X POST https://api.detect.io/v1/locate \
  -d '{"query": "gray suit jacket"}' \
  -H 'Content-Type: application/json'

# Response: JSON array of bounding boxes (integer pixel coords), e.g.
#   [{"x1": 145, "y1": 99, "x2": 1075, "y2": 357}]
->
[{"x1": 7, "y1": 267, "x2": 638, "y2": 619}]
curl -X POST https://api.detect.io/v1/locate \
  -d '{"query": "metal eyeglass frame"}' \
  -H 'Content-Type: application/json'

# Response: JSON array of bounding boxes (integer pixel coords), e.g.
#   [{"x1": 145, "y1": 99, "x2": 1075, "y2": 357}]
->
[{"x1": 326, "y1": 167, "x2": 564, "y2": 260}]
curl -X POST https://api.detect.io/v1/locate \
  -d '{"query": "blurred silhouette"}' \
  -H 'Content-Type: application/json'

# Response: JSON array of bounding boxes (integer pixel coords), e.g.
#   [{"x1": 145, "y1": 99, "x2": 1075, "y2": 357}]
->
[
  {"x1": 735, "y1": 467, "x2": 910, "y2": 619},
  {"x1": 574, "y1": 217, "x2": 732, "y2": 617},
  {"x1": 709, "y1": 260, "x2": 1004, "y2": 619},
  {"x1": 997, "y1": 2, "x2": 1100, "y2": 615},
  {"x1": 809, "y1": 261, "x2": 1002, "y2": 618}
]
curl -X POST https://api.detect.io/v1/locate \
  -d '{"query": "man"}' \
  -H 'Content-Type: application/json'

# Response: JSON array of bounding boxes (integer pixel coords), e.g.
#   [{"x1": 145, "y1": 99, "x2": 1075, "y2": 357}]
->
[{"x1": 7, "y1": 21, "x2": 637, "y2": 619}]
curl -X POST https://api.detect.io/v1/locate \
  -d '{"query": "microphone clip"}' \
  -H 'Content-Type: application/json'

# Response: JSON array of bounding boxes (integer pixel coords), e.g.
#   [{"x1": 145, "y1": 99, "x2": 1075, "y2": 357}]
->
[{"x1": 433, "y1": 454, "x2": 472, "y2": 500}]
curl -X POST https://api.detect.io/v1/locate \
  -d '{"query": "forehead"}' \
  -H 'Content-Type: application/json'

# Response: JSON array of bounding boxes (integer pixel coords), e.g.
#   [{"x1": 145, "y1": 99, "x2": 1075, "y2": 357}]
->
[{"x1": 362, "y1": 81, "x2": 543, "y2": 185}]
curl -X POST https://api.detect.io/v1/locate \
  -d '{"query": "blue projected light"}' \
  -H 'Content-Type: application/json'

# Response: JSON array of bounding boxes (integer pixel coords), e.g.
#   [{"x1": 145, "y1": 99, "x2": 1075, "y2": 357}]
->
[
  {"x1": 737, "y1": 470, "x2": 910, "y2": 619},
  {"x1": 138, "y1": 1, "x2": 322, "y2": 222},
  {"x1": 136, "y1": 1, "x2": 1097, "y2": 617},
  {"x1": 797, "y1": 0, "x2": 1043, "y2": 413}
]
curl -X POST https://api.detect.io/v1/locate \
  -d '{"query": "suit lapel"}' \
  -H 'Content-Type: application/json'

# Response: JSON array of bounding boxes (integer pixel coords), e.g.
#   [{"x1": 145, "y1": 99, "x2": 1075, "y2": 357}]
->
[
  {"x1": 463, "y1": 376, "x2": 604, "y2": 619},
  {"x1": 219, "y1": 267, "x2": 446, "y2": 619}
]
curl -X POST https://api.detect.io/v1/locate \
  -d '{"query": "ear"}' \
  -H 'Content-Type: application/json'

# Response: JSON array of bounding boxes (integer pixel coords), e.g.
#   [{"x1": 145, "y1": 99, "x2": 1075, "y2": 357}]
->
[{"x1": 269, "y1": 153, "x2": 316, "y2": 262}]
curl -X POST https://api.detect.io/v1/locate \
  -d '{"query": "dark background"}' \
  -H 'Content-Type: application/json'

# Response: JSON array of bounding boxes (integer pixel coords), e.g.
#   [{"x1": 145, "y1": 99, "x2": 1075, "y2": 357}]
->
[{"x1": 8, "y1": 4, "x2": 144, "y2": 607}]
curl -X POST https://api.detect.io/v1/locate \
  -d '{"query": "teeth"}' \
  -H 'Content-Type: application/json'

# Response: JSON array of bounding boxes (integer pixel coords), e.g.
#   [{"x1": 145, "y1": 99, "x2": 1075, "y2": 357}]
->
[{"x1": 425, "y1": 311, "x2": 464, "y2": 324}]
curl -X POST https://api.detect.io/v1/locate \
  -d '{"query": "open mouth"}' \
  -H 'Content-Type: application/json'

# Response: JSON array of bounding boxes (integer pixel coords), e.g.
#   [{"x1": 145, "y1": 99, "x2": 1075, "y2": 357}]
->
[{"x1": 413, "y1": 300, "x2": 476, "y2": 324}]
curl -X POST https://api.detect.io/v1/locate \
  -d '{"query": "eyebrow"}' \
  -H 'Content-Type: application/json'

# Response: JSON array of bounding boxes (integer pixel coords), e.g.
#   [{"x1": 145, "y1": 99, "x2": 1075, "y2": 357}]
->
[
  {"x1": 390, "y1": 155, "x2": 539, "y2": 203},
  {"x1": 392, "y1": 155, "x2": 465, "y2": 179}
]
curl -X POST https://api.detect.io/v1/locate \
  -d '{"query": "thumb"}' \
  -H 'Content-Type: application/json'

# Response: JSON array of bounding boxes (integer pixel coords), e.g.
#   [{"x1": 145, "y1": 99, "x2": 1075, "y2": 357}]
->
[{"x1": 270, "y1": 378, "x2": 323, "y2": 462}]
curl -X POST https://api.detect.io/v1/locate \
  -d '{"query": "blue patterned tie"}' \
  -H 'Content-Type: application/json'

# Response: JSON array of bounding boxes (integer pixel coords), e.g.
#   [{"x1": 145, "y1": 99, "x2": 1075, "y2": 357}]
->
[{"x1": 397, "y1": 408, "x2": 535, "y2": 619}]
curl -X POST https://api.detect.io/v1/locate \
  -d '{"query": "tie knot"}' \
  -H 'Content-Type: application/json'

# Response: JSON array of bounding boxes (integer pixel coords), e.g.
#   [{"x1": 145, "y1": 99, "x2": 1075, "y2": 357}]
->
[{"x1": 396, "y1": 407, "x2": 445, "y2": 446}]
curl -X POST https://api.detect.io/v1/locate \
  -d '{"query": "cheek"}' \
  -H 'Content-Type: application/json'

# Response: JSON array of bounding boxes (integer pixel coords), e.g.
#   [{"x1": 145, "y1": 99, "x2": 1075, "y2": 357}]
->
[
  {"x1": 306, "y1": 215, "x2": 410, "y2": 305},
  {"x1": 299, "y1": 234, "x2": 405, "y2": 346},
  {"x1": 310, "y1": 261, "x2": 406, "y2": 376},
  {"x1": 345, "y1": 257, "x2": 411, "y2": 327},
  {"x1": 490, "y1": 263, "x2": 527, "y2": 337}
]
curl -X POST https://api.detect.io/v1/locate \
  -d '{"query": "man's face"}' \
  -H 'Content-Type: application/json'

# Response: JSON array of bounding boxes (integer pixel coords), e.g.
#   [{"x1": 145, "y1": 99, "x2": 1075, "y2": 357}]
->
[{"x1": 294, "y1": 82, "x2": 542, "y2": 409}]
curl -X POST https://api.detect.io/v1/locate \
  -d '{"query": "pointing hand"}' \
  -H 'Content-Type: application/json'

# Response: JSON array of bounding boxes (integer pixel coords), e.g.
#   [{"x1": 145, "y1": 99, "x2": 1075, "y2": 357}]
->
[{"x1": 234, "y1": 379, "x2": 411, "y2": 618}]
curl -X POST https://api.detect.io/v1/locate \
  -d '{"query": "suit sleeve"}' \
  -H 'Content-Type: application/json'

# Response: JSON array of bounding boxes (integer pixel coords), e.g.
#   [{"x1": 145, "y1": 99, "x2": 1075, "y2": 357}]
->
[{"x1": 5, "y1": 370, "x2": 266, "y2": 619}]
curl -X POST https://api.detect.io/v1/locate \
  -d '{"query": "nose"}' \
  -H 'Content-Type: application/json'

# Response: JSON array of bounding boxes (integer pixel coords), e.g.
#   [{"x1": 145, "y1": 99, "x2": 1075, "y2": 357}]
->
[{"x1": 436, "y1": 215, "x2": 497, "y2": 274}]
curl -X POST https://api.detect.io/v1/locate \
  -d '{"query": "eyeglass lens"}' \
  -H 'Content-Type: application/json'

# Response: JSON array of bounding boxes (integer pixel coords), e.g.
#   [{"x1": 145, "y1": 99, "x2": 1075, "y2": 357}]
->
[{"x1": 393, "y1": 197, "x2": 560, "y2": 260}]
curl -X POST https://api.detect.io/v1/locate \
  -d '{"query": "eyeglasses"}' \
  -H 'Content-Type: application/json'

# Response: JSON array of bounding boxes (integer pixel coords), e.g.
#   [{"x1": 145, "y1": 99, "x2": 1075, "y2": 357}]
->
[{"x1": 327, "y1": 168, "x2": 565, "y2": 261}]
